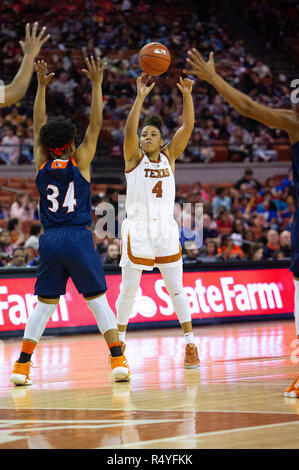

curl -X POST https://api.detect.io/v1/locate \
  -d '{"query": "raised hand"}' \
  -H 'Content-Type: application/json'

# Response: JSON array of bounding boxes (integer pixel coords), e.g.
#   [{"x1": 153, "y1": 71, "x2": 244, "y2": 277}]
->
[
  {"x1": 82, "y1": 56, "x2": 106, "y2": 84},
  {"x1": 20, "y1": 22, "x2": 50, "y2": 58},
  {"x1": 176, "y1": 76, "x2": 194, "y2": 95},
  {"x1": 35, "y1": 60, "x2": 55, "y2": 87},
  {"x1": 183, "y1": 49, "x2": 216, "y2": 83},
  {"x1": 136, "y1": 73, "x2": 155, "y2": 99}
]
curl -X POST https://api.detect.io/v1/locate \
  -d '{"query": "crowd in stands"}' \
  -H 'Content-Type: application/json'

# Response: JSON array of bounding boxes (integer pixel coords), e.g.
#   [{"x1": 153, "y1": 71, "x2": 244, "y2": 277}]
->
[
  {"x1": 0, "y1": 0, "x2": 293, "y2": 165},
  {"x1": 242, "y1": 0, "x2": 299, "y2": 69},
  {"x1": 0, "y1": 166, "x2": 295, "y2": 268}
]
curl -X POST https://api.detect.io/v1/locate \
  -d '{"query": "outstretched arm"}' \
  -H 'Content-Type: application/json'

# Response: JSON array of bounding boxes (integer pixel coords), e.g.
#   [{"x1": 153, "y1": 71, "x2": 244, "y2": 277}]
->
[
  {"x1": 123, "y1": 73, "x2": 155, "y2": 169},
  {"x1": 184, "y1": 49, "x2": 298, "y2": 138},
  {"x1": 33, "y1": 60, "x2": 55, "y2": 170},
  {"x1": 163, "y1": 77, "x2": 194, "y2": 163},
  {"x1": 1, "y1": 22, "x2": 50, "y2": 108},
  {"x1": 75, "y1": 56, "x2": 106, "y2": 179}
]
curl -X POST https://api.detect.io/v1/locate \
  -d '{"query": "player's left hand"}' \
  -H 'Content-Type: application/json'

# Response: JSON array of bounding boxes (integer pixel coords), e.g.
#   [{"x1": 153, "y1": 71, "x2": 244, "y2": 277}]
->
[
  {"x1": 82, "y1": 56, "x2": 107, "y2": 84},
  {"x1": 176, "y1": 76, "x2": 194, "y2": 95},
  {"x1": 35, "y1": 60, "x2": 55, "y2": 87}
]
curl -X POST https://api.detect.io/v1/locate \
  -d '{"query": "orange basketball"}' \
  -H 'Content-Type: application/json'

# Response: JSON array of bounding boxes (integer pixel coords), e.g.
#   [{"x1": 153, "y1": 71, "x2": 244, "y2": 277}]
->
[{"x1": 138, "y1": 42, "x2": 171, "y2": 76}]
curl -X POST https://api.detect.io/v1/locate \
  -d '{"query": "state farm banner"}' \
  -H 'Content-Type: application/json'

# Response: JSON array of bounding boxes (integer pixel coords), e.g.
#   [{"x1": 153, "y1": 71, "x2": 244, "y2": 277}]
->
[{"x1": 0, "y1": 267, "x2": 295, "y2": 334}]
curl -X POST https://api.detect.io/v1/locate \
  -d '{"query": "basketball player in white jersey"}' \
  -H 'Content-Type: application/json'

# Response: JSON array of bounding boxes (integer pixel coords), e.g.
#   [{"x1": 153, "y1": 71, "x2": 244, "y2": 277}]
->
[{"x1": 116, "y1": 72, "x2": 200, "y2": 369}]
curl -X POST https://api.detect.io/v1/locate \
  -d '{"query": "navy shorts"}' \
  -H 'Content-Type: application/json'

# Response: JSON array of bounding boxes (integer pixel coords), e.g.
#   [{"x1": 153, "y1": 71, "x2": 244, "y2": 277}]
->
[
  {"x1": 290, "y1": 211, "x2": 299, "y2": 274},
  {"x1": 34, "y1": 225, "x2": 107, "y2": 298}
]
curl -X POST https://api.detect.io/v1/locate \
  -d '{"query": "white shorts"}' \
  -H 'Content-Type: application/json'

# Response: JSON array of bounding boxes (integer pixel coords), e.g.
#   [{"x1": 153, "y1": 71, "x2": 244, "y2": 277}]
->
[{"x1": 120, "y1": 218, "x2": 182, "y2": 271}]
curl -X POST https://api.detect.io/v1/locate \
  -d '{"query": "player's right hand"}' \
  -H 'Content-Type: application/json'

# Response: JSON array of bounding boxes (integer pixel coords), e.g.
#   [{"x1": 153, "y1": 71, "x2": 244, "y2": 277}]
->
[
  {"x1": 35, "y1": 60, "x2": 55, "y2": 87},
  {"x1": 183, "y1": 49, "x2": 216, "y2": 83},
  {"x1": 20, "y1": 22, "x2": 50, "y2": 58},
  {"x1": 136, "y1": 73, "x2": 155, "y2": 99}
]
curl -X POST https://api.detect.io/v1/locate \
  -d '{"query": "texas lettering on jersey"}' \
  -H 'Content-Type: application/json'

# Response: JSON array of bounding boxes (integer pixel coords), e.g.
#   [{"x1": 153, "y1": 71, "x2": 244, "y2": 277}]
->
[{"x1": 144, "y1": 168, "x2": 170, "y2": 178}]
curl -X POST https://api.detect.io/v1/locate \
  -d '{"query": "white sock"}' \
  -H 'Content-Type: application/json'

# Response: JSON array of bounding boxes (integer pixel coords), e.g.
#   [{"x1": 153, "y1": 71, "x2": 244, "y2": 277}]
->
[
  {"x1": 184, "y1": 332, "x2": 195, "y2": 345},
  {"x1": 294, "y1": 280, "x2": 299, "y2": 335},
  {"x1": 24, "y1": 300, "x2": 57, "y2": 343},
  {"x1": 118, "y1": 331, "x2": 126, "y2": 344}
]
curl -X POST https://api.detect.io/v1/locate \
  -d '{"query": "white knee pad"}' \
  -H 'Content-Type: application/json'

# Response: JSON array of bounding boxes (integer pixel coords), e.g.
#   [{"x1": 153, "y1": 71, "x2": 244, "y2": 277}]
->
[
  {"x1": 159, "y1": 264, "x2": 191, "y2": 324},
  {"x1": 24, "y1": 300, "x2": 57, "y2": 343},
  {"x1": 87, "y1": 294, "x2": 117, "y2": 335},
  {"x1": 116, "y1": 265, "x2": 142, "y2": 326}
]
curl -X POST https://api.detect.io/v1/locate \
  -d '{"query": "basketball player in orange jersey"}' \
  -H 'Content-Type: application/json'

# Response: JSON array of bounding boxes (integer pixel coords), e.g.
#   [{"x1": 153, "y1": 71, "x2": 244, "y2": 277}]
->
[
  {"x1": 10, "y1": 57, "x2": 130, "y2": 386},
  {"x1": 116, "y1": 72, "x2": 200, "y2": 369},
  {"x1": 0, "y1": 22, "x2": 49, "y2": 108},
  {"x1": 184, "y1": 48, "x2": 299, "y2": 396}
]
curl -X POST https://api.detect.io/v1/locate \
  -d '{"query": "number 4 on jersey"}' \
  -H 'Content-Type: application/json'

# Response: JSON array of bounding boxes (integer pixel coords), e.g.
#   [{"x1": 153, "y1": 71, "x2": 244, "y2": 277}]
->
[
  {"x1": 63, "y1": 181, "x2": 77, "y2": 213},
  {"x1": 152, "y1": 180, "x2": 163, "y2": 198}
]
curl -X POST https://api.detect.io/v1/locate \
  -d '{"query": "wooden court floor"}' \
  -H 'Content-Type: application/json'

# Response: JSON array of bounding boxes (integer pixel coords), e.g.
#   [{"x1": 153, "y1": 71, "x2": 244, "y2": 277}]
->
[{"x1": 0, "y1": 320, "x2": 299, "y2": 449}]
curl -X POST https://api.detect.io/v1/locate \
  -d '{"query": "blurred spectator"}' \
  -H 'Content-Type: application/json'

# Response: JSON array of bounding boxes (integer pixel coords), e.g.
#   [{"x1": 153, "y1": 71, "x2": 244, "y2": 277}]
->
[
  {"x1": 198, "y1": 240, "x2": 218, "y2": 262},
  {"x1": 10, "y1": 192, "x2": 34, "y2": 220},
  {"x1": 230, "y1": 218, "x2": 246, "y2": 246},
  {"x1": 5, "y1": 106, "x2": 26, "y2": 126},
  {"x1": 102, "y1": 242, "x2": 120, "y2": 265},
  {"x1": 21, "y1": 127, "x2": 34, "y2": 163},
  {"x1": 212, "y1": 187, "x2": 231, "y2": 218},
  {"x1": 6, "y1": 218, "x2": 25, "y2": 246},
  {"x1": 0, "y1": 204, "x2": 8, "y2": 219},
  {"x1": 228, "y1": 127, "x2": 252, "y2": 162},
  {"x1": 253, "y1": 129, "x2": 277, "y2": 162},
  {"x1": 217, "y1": 234, "x2": 245, "y2": 260},
  {"x1": 0, "y1": 229, "x2": 14, "y2": 257},
  {"x1": 202, "y1": 213, "x2": 219, "y2": 241},
  {"x1": 234, "y1": 169, "x2": 262, "y2": 191},
  {"x1": 5, "y1": 247, "x2": 28, "y2": 268},
  {"x1": 216, "y1": 208, "x2": 233, "y2": 235},
  {"x1": 189, "y1": 182, "x2": 210, "y2": 203},
  {"x1": 247, "y1": 242, "x2": 264, "y2": 261},
  {"x1": 0, "y1": 124, "x2": 20, "y2": 164},
  {"x1": 263, "y1": 229, "x2": 280, "y2": 259},
  {"x1": 24, "y1": 224, "x2": 42, "y2": 252},
  {"x1": 183, "y1": 241, "x2": 200, "y2": 264},
  {"x1": 49, "y1": 72, "x2": 78, "y2": 106},
  {"x1": 279, "y1": 230, "x2": 291, "y2": 258}
]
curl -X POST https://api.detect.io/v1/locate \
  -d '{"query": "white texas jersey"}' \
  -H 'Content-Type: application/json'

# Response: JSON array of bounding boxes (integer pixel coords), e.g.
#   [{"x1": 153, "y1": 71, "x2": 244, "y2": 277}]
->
[{"x1": 125, "y1": 151, "x2": 175, "y2": 221}]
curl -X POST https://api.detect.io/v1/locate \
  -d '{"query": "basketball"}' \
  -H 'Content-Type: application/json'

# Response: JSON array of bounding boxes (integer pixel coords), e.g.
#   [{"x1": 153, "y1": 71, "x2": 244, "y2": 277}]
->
[{"x1": 138, "y1": 42, "x2": 171, "y2": 76}]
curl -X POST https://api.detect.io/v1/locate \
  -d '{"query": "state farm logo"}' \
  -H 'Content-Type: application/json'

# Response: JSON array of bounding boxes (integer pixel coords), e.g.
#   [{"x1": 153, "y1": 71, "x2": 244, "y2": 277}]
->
[
  {"x1": 0, "y1": 286, "x2": 69, "y2": 326},
  {"x1": 129, "y1": 275, "x2": 284, "y2": 320}
]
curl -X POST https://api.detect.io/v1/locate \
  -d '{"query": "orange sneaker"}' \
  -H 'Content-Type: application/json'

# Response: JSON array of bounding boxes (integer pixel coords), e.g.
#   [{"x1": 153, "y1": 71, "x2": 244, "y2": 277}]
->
[
  {"x1": 108, "y1": 342, "x2": 126, "y2": 363},
  {"x1": 110, "y1": 354, "x2": 130, "y2": 382},
  {"x1": 284, "y1": 375, "x2": 299, "y2": 398},
  {"x1": 10, "y1": 361, "x2": 32, "y2": 386},
  {"x1": 184, "y1": 344, "x2": 200, "y2": 369}
]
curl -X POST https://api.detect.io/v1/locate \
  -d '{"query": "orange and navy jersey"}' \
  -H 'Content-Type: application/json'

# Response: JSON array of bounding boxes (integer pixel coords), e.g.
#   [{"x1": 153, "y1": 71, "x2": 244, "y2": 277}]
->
[{"x1": 36, "y1": 157, "x2": 92, "y2": 229}]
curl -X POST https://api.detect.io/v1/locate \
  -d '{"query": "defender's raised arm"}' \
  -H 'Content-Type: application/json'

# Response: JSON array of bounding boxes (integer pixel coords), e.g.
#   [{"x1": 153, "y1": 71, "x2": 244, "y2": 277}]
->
[
  {"x1": 1, "y1": 22, "x2": 50, "y2": 108},
  {"x1": 33, "y1": 60, "x2": 55, "y2": 170},
  {"x1": 184, "y1": 49, "x2": 299, "y2": 143},
  {"x1": 75, "y1": 56, "x2": 106, "y2": 178}
]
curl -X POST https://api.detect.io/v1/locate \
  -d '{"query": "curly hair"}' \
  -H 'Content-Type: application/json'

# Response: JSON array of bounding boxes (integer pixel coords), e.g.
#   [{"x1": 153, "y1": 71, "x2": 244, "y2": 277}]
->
[
  {"x1": 39, "y1": 116, "x2": 76, "y2": 150},
  {"x1": 142, "y1": 113, "x2": 164, "y2": 137}
]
